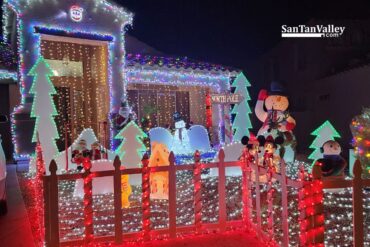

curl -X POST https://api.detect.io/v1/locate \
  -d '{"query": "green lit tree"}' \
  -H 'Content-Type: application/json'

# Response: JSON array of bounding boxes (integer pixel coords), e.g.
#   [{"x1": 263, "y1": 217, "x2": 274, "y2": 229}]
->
[
  {"x1": 29, "y1": 57, "x2": 59, "y2": 169},
  {"x1": 308, "y1": 120, "x2": 341, "y2": 164},
  {"x1": 115, "y1": 121, "x2": 147, "y2": 168},
  {"x1": 231, "y1": 72, "x2": 252, "y2": 141}
]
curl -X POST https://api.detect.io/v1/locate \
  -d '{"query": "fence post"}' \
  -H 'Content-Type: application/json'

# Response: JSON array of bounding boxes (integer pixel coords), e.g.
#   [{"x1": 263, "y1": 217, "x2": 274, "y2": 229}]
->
[
  {"x1": 280, "y1": 159, "x2": 289, "y2": 247},
  {"x1": 168, "y1": 152, "x2": 177, "y2": 238},
  {"x1": 35, "y1": 141, "x2": 46, "y2": 243},
  {"x1": 266, "y1": 160, "x2": 275, "y2": 241},
  {"x1": 218, "y1": 149, "x2": 227, "y2": 232},
  {"x1": 82, "y1": 158, "x2": 94, "y2": 244},
  {"x1": 241, "y1": 148, "x2": 250, "y2": 227},
  {"x1": 43, "y1": 176, "x2": 51, "y2": 246},
  {"x1": 48, "y1": 160, "x2": 60, "y2": 247},
  {"x1": 113, "y1": 156, "x2": 123, "y2": 244},
  {"x1": 352, "y1": 160, "x2": 364, "y2": 247},
  {"x1": 142, "y1": 153, "x2": 151, "y2": 241},
  {"x1": 193, "y1": 150, "x2": 202, "y2": 233},
  {"x1": 255, "y1": 154, "x2": 262, "y2": 236},
  {"x1": 299, "y1": 163, "x2": 324, "y2": 246}
]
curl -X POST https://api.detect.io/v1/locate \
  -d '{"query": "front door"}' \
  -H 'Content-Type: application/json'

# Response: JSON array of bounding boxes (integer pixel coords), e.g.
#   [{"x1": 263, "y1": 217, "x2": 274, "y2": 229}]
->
[{"x1": 41, "y1": 36, "x2": 110, "y2": 149}]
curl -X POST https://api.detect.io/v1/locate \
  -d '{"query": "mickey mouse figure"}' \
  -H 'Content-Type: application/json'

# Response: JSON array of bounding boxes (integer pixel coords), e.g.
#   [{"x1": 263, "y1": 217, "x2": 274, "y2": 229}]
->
[
  {"x1": 257, "y1": 135, "x2": 285, "y2": 173},
  {"x1": 240, "y1": 134, "x2": 260, "y2": 163},
  {"x1": 315, "y1": 140, "x2": 347, "y2": 177}
]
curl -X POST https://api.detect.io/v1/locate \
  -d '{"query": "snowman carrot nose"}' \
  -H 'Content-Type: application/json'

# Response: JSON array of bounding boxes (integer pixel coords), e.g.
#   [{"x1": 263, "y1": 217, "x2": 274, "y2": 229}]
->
[{"x1": 277, "y1": 96, "x2": 281, "y2": 102}]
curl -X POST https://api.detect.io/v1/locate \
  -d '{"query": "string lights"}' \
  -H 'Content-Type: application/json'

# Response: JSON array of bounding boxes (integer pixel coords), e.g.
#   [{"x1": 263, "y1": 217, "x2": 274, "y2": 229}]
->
[
  {"x1": 6, "y1": 0, "x2": 132, "y2": 157},
  {"x1": 351, "y1": 108, "x2": 370, "y2": 177}
]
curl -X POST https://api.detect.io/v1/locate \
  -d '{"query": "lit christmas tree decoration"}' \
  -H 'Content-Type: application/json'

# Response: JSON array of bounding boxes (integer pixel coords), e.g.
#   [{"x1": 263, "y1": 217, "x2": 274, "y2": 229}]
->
[
  {"x1": 28, "y1": 57, "x2": 59, "y2": 172},
  {"x1": 115, "y1": 121, "x2": 147, "y2": 166},
  {"x1": 308, "y1": 120, "x2": 341, "y2": 165},
  {"x1": 231, "y1": 72, "x2": 252, "y2": 141}
]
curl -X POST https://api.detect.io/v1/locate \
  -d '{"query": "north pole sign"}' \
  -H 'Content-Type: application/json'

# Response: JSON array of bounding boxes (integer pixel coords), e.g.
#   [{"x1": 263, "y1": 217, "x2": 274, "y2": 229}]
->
[{"x1": 211, "y1": 93, "x2": 244, "y2": 104}]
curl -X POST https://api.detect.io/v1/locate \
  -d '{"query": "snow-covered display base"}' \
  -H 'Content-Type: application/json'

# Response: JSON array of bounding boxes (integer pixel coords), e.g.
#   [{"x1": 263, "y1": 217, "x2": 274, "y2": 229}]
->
[
  {"x1": 149, "y1": 125, "x2": 211, "y2": 155},
  {"x1": 54, "y1": 129, "x2": 116, "y2": 173},
  {"x1": 73, "y1": 160, "x2": 114, "y2": 197},
  {"x1": 210, "y1": 142, "x2": 244, "y2": 177}
]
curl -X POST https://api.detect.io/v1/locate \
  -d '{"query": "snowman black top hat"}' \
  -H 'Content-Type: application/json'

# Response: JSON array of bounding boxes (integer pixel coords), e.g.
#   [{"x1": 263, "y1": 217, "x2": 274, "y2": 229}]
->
[
  {"x1": 269, "y1": 81, "x2": 288, "y2": 96},
  {"x1": 173, "y1": 112, "x2": 182, "y2": 122}
]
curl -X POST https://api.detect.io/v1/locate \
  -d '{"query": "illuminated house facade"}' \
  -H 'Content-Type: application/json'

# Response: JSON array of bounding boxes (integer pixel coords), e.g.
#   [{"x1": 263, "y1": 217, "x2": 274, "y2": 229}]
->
[{"x1": 3, "y1": 0, "x2": 237, "y2": 159}]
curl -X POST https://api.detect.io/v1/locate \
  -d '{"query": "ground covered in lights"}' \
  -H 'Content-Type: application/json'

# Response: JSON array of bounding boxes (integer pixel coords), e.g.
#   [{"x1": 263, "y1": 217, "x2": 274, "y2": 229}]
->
[
  {"x1": 113, "y1": 230, "x2": 266, "y2": 247},
  {"x1": 18, "y1": 169, "x2": 370, "y2": 246}
]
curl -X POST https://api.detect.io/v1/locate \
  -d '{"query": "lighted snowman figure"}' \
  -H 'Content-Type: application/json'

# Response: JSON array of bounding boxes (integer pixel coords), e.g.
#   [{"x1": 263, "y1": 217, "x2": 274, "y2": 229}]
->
[
  {"x1": 255, "y1": 81, "x2": 296, "y2": 163},
  {"x1": 315, "y1": 140, "x2": 347, "y2": 177},
  {"x1": 170, "y1": 112, "x2": 192, "y2": 155}
]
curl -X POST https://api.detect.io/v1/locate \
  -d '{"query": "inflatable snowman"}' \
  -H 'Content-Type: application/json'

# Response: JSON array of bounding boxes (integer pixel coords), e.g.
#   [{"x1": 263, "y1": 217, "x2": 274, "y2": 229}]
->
[{"x1": 255, "y1": 81, "x2": 296, "y2": 163}]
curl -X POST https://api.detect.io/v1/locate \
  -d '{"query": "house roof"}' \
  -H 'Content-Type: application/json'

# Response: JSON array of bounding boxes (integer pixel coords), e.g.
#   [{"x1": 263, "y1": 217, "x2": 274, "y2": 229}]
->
[
  {"x1": 5, "y1": 0, "x2": 133, "y2": 22},
  {"x1": 126, "y1": 54, "x2": 238, "y2": 74}
]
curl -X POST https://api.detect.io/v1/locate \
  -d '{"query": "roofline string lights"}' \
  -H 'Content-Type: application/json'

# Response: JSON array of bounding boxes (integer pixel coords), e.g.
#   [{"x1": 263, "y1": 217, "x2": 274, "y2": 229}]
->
[{"x1": 5, "y1": 0, "x2": 133, "y2": 158}]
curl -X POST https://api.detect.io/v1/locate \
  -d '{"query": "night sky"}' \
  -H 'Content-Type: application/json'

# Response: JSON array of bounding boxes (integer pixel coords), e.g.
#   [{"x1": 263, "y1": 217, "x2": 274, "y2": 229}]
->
[{"x1": 119, "y1": 0, "x2": 370, "y2": 71}]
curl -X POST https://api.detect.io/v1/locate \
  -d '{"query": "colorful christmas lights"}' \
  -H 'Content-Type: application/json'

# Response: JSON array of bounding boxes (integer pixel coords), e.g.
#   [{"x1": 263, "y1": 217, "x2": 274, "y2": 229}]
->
[
  {"x1": 351, "y1": 108, "x2": 370, "y2": 177},
  {"x1": 6, "y1": 0, "x2": 133, "y2": 158}
]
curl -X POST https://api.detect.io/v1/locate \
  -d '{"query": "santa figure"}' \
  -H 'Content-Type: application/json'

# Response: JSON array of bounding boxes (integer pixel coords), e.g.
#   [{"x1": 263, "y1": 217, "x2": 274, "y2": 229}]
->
[
  {"x1": 90, "y1": 141, "x2": 105, "y2": 161},
  {"x1": 115, "y1": 95, "x2": 137, "y2": 130},
  {"x1": 71, "y1": 139, "x2": 90, "y2": 171}
]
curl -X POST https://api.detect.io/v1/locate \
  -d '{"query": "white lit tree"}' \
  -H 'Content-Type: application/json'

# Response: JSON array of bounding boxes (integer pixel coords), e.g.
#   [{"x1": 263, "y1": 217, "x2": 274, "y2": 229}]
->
[
  {"x1": 231, "y1": 72, "x2": 252, "y2": 141},
  {"x1": 115, "y1": 121, "x2": 147, "y2": 168},
  {"x1": 29, "y1": 57, "x2": 59, "y2": 170},
  {"x1": 308, "y1": 120, "x2": 341, "y2": 164}
]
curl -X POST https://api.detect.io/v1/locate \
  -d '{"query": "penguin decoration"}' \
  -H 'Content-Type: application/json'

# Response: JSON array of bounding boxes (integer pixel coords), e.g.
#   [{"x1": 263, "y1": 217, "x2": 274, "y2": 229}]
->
[{"x1": 315, "y1": 140, "x2": 347, "y2": 177}]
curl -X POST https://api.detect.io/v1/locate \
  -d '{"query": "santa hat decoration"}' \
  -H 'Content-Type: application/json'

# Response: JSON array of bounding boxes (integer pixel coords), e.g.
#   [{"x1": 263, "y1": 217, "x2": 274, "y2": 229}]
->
[
  {"x1": 248, "y1": 133, "x2": 259, "y2": 145},
  {"x1": 269, "y1": 81, "x2": 287, "y2": 96},
  {"x1": 78, "y1": 139, "x2": 87, "y2": 145},
  {"x1": 265, "y1": 135, "x2": 275, "y2": 143},
  {"x1": 241, "y1": 133, "x2": 259, "y2": 146}
]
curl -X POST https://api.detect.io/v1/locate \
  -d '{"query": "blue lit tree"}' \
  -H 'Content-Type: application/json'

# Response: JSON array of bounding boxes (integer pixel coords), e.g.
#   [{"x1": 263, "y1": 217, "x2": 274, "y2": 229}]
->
[{"x1": 231, "y1": 72, "x2": 252, "y2": 141}]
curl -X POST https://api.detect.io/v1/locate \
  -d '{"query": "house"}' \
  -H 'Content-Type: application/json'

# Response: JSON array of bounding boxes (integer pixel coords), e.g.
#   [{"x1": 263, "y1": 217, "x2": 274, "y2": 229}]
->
[{"x1": 2, "y1": 0, "x2": 238, "y2": 160}]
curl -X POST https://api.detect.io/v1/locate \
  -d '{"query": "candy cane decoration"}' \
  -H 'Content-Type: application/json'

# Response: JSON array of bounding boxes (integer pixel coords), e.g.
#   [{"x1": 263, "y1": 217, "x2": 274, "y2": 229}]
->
[
  {"x1": 142, "y1": 153, "x2": 151, "y2": 241},
  {"x1": 83, "y1": 158, "x2": 93, "y2": 244},
  {"x1": 241, "y1": 148, "x2": 250, "y2": 226},
  {"x1": 193, "y1": 151, "x2": 202, "y2": 233},
  {"x1": 266, "y1": 159, "x2": 275, "y2": 239},
  {"x1": 35, "y1": 137, "x2": 45, "y2": 242}
]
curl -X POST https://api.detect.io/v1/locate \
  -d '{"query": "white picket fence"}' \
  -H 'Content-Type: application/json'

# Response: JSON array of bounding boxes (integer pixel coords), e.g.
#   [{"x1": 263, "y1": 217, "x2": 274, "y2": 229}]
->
[{"x1": 37, "y1": 146, "x2": 370, "y2": 247}]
